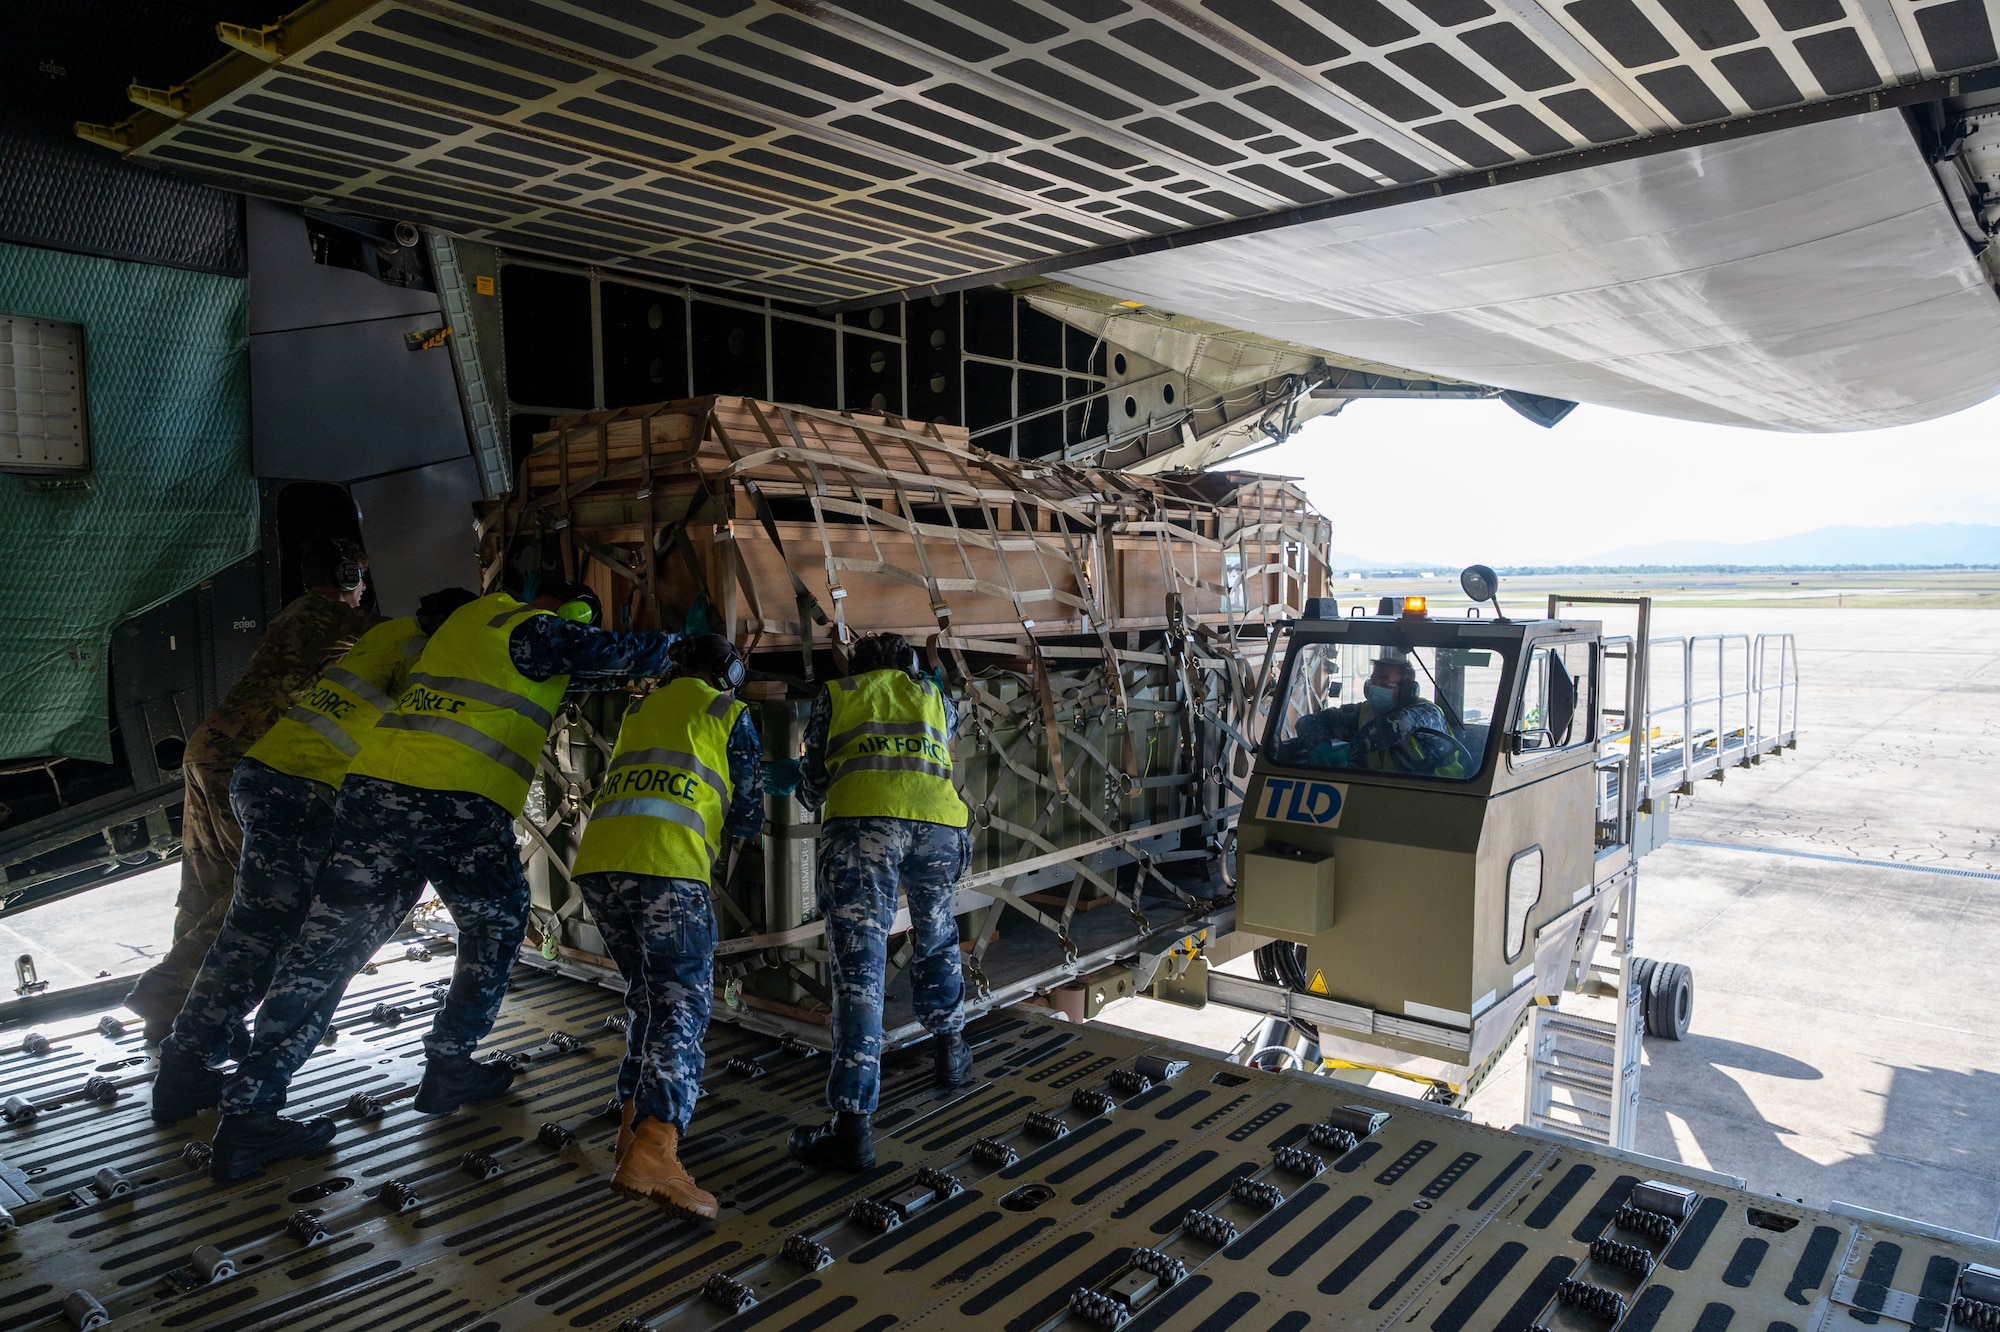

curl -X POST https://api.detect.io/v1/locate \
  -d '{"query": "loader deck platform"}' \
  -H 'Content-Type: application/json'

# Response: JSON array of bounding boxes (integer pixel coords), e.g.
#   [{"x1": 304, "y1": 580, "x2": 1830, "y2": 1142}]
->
[{"x1": 0, "y1": 960, "x2": 1990, "y2": 1332}]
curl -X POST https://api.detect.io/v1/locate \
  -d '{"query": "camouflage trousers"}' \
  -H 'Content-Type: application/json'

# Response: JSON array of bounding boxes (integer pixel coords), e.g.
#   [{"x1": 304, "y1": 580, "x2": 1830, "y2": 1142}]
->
[
  {"x1": 575, "y1": 871, "x2": 715, "y2": 1133},
  {"x1": 219, "y1": 776, "x2": 531, "y2": 1115},
  {"x1": 818, "y1": 816, "x2": 970, "y2": 1116},
  {"x1": 162, "y1": 761, "x2": 336, "y2": 1067},
  {"x1": 134, "y1": 759, "x2": 245, "y2": 1011}
]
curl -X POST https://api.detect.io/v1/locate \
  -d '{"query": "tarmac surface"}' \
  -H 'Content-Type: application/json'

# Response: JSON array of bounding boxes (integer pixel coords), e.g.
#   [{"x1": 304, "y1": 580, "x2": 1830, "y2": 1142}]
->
[
  {"x1": 1618, "y1": 607, "x2": 2000, "y2": 1238},
  {"x1": 0, "y1": 864, "x2": 173, "y2": 990},
  {"x1": 6, "y1": 605, "x2": 1995, "y2": 1238}
]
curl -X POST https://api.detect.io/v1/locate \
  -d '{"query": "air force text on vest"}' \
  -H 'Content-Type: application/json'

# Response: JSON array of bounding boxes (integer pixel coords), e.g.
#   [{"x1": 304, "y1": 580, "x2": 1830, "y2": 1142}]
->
[
  {"x1": 304, "y1": 684, "x2": 357, "y2": 721},
  {"x1": 598, "y1": 765, "x2": 705, "y2": 802},
  {"x1": 1260, "y1": 777, "x2": 1345, "y2": 825},
  {"x1": 401, "y1": 684, "x2": 469, "y2": 715},
  {"x1": 856, "y1": 734, "x2": 950, "y2": 764}
]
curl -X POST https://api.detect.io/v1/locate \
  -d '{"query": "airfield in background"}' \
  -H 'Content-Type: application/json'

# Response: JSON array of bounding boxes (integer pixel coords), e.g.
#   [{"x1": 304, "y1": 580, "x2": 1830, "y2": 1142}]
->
[{"x1": 1327, "y1": 567, "x2": 2000, "y2": 611}]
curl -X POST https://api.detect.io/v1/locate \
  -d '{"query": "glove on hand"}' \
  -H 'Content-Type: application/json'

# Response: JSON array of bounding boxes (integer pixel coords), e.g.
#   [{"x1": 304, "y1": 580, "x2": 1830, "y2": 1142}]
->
[{"x1": 762, "y1": 757, "x2": 801, "y2": 797}]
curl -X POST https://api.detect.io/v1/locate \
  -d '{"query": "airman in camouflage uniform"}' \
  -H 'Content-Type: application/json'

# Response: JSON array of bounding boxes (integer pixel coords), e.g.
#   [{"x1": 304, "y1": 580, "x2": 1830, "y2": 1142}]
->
[
  {"x1": 125, "y1": 538, "x2": 378, "y2": 1042},
  {"x1": 812, "y1": 816, "x2": 971, "y2": 1111},
  {"x1": 1296, "y1": 652, "x2": 1466, "y2": 778},
  {"x1": 205, "y1": 582, "x2": 680, "y2": 1183},
  {"x1": 779, "y1": 633, "x2": 975, "y2": 1172},
  {"x1": 220, "y1": 776, "x2": 534, "y2": 1115},
  {"x1": 161, "y1": 762, "x2": 336, "y2": 1071},
  {"x1": 151, "y1": 589, "x2": 479, "y2": 1124},
  {"x1": 580, "y1": 722, "x2": 761, "y2": 1138},
  {"x1": 571, "y1": 635, "x2": 763, "y2": 1219}
]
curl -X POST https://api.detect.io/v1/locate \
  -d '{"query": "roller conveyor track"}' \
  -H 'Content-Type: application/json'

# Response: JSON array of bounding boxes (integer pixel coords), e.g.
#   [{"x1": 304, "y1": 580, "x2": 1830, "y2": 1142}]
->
[{"x1": 0, "y1": 963, "x2": 1983, "y2": 1332}]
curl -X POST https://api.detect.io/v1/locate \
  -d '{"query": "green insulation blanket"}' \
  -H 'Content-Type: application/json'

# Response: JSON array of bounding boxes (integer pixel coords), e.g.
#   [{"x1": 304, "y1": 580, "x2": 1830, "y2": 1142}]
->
[{"x1": 0, "y1": 241, "x2": 254, "y2": 762}]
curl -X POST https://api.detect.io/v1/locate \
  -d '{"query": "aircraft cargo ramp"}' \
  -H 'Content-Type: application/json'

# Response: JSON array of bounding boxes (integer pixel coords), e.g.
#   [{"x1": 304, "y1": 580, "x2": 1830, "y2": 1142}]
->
[{"x1": 1, "y1": 956, "x2": 1994, "y2": 1332}]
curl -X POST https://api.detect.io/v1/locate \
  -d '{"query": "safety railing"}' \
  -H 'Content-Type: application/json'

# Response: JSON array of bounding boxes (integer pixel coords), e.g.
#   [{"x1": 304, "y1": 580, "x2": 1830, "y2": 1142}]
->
[{"x1": 1597, "y1": 631, "x2": 1797, "y2": 823}]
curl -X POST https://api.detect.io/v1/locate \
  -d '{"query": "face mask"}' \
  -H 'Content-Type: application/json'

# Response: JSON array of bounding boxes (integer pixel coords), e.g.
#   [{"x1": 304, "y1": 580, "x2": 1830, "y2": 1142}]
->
[{"x1": 1365, "y1": 684, "x2": 1397, "y2": 711}]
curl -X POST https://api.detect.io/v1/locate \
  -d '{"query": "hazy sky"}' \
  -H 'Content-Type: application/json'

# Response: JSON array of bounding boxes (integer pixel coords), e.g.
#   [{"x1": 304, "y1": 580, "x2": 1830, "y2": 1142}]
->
[{"x1": 1238, "y1": 392, "x2": 2000, "y2": 567}]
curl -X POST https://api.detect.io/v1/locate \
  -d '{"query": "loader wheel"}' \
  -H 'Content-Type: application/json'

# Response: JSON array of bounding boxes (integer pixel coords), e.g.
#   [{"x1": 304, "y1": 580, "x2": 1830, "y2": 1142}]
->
[
  {"x1": 1645, "y1": 961, "x2": 1693, "y2": 1040},
  {"x1": 1631, "y1": 956, "x2": 1658, "y2": 1000}
]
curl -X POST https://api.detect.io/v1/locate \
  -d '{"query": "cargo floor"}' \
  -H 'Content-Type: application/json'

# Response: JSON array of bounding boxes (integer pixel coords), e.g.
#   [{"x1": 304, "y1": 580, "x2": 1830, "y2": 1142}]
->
[{"x1": 2, "y1": 960, "x2": 1993, "y2": 1332}]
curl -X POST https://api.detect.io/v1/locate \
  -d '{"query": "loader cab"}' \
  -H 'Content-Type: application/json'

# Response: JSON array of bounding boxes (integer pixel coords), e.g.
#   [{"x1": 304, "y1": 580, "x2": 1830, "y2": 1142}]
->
[
  {"x1": 1261, "y1": 600, "x2": 1600, "y2": 796},
  {"x1": 1237, "y1": 597, "x2": 1607, "y2": 1070}
]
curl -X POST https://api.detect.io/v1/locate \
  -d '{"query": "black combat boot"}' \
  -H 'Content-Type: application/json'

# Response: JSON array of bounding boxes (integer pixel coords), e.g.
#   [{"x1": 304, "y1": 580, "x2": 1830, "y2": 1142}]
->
[
  {"x1": 208, "y1": 1110, "x2": 337, "y2": 1182},
  {"x1": 151, "y1": 1052, "x2": 225, "y2": 1124},
  {"x1": 787, "y1": 1112, "x2": 875, "y2": 1170},
  {"x1": 414, "y1": 1053, "x2": 517, "y2": 1115},
  {"x1": 933, "y1": 1031, "x2": 974, "y2": 1088}
]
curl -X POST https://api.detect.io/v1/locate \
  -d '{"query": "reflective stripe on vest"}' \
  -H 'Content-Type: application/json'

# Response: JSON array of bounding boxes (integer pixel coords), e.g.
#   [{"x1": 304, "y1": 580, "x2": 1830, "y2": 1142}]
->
[
  {"x1": 281, "y1": 703, "x2": 360, "y2": 757},
  {"x1": 345, "y1": 592, "x2": 569, "y2": 816},
  {"x1": 572, "y1": 676, "x2": 742, "y2": 881},
  {"x1": 823, "y1": 670, "x2": 968, "y2": 827},
  {"x1": 590, "y1": 796, "x2": 707, "y2": 831},
  {"x1": 246, "y1": 618, "x2": 427, "y2": 788},
  {"x1": 323, "y1": 666, "x2": 395, "y2": 714},
  {"x1": 372, "y1": 712, "x2": 538, "y2": 783}
]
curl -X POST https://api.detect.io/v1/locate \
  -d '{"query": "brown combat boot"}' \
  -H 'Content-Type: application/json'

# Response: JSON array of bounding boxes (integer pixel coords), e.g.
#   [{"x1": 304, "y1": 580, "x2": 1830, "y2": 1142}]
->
[{"x1": 611, "y1": 1118, "x2": 717, "y2": 1221}]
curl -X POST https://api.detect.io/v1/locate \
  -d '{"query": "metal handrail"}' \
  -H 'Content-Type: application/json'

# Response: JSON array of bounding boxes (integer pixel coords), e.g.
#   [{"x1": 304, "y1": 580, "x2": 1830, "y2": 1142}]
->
[
  {"x1": 1591, "y1": 630, "x2": 1798, "y2": 819},
  {"x1": 1687, "y1": 633, "x2": 1752, "y2": 771},
  {"x1": 1751, "y1": 633, "x2": 1800, "y2": 754}
]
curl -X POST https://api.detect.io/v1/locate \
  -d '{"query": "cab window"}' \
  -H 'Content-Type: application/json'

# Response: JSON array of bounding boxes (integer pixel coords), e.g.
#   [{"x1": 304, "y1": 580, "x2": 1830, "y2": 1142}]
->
[
  {"x1": 1512, "y1": 641, "x2": 1594, "y2": 756},
  {"x1": 1266, "y1": 638, "x2": 1507, "y2": 782}
]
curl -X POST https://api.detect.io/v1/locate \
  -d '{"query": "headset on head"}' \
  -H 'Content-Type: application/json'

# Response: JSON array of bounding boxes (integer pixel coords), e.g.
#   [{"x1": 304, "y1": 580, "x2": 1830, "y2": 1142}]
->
[
  {"x1": 551, "y1": 585, "x2": 600, "y2": 627},
  {"x1": 1373, "y1": 656, "x2": 1420, "y2": 705},
  {"x1": 853, "y1": 634, "x2": 921, "y2": 678},
  {"x1": 673, "y1": 635, "x2": 746, "y2": 692},
  {"x1": 333, "y1": 541, "x2": 365, "y2": 593}
]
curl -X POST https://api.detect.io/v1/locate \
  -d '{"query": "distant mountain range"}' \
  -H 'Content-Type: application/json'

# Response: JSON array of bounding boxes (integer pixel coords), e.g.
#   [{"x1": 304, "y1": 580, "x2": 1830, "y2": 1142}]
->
[
  {"x1": 1325, "y1": 550, "x2": 1434, "y2": 572},
  {"x1": 1322, "y1": 524, "x2": 2000, "y2": 572},
  {"x1": 1591, "y1": 522, "x2": 2000, "y2": 567}
]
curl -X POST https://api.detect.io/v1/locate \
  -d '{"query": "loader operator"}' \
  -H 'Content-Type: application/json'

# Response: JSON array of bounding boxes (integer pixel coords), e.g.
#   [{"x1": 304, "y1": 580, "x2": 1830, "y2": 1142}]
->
[
  {"x1": 149, "y1": 587, "x2": 480, "y2": 1125},
  {"x1": 777, "y1": 632, "x2": 975, "y2": 1172},
  {"x1": 201, "y1": 581, "x2": 683, "y2": 1183},
  {"x1": 1297, "y1": 653, "x2": 1466, "y2": 779},
  {"x1": 125, "y1": 538, "x2": 379, "y2": 1043},
  {"x1": 570, "y1": 634, "x2": 763, "y2": 1220}
]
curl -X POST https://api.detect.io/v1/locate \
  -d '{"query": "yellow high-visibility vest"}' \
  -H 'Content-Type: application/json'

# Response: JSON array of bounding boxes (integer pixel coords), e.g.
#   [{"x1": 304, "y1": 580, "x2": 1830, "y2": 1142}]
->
[
  {"x1": 572, "y1": 676, "x2": 743, "y2": 881},
  {"x1": 346, "y1": 592, "x2": 569, "y2": 816},
  {"x1": 246, "y1": 618, "x2": 427, "y2": 788},
  {"x1": 823, "y1": 669, "x2": 967, "y2": 827}
]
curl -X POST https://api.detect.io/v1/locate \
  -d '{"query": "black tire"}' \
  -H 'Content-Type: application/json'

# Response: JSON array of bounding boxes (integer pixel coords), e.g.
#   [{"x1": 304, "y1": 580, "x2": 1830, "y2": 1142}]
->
[
  {"x1": 1631, "y1": 956, "x2": 1659, "y2": 1003},
  {"x1": 1645, "y1": 961, "x2": 1693, "y2": 1040}
]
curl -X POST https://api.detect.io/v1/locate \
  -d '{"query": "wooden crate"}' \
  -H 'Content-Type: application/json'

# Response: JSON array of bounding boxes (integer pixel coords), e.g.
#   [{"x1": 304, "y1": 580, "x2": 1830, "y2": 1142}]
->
[{"x1": 482, "y1": 396, "x2": 1330, "y2": 652}]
